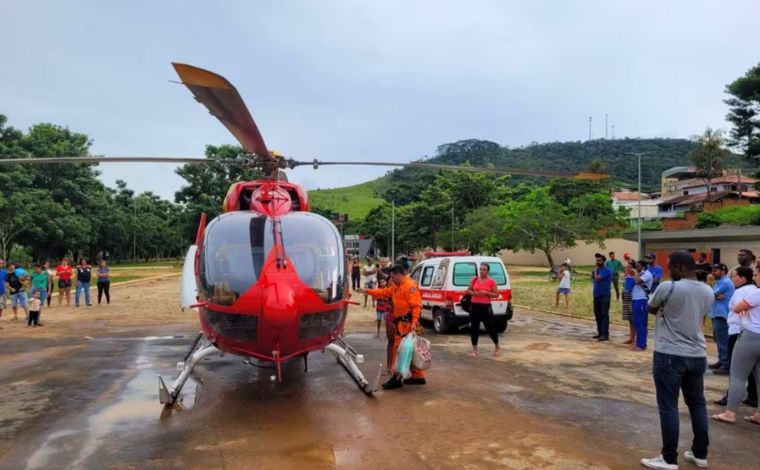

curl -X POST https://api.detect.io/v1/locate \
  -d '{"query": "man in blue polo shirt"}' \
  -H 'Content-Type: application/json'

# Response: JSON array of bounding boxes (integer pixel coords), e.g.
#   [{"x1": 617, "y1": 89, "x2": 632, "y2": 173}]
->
[
  {"x1": 0, "y1": 259, "x2": 6, "y2": 325},
  {"x1": 709, "y1": 263, "x2": 734, "y2": 374},
  {"x1": 592, "y1": 253, "x2": 613, "y2": 341}
]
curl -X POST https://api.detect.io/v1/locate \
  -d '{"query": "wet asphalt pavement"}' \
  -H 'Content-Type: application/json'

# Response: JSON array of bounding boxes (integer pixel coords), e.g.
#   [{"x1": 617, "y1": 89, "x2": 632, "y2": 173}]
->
[{"x1": 1, "y1": 313, "x2": 760, "y2": 469}]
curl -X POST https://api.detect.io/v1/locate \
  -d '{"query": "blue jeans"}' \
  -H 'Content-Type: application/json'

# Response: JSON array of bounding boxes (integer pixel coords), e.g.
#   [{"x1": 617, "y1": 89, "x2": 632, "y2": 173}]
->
[
  {"x1": 652, "y1": 352, "x2": 709, "y2": 464},
  {"x1": 75, "y1": 281, "x2": 91, "y2": 306},
  {"x1": 711, "y1": 316, "x2": 729, "y2": 368},
  {"x1": 631, "y1": 299, "x2": 648, "y2": 349}
]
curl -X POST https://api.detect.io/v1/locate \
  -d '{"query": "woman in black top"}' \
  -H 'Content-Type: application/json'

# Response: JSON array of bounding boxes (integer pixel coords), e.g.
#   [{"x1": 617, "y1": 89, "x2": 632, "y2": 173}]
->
[{"x1": 75, "y1": 258, "x2": 92, "y2": 307}]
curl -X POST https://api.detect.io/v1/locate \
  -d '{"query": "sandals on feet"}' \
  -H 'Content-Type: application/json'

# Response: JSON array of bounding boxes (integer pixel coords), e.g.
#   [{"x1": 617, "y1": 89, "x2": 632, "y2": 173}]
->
[
  {"x1": 712, "y1": 414, "x2": 736, "y2": 424},
  {"x1": 744, "y1": 415, "x2": 760, "y2": 425}
]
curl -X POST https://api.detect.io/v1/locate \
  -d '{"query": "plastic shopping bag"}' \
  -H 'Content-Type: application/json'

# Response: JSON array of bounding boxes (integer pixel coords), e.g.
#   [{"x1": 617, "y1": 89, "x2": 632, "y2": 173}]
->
[
  {"x1": 412, "y1": 335, "x2": 432, "y2": 371},
  {"x1": 394, "y1": 332, "x2": 415, "y2": 379}
]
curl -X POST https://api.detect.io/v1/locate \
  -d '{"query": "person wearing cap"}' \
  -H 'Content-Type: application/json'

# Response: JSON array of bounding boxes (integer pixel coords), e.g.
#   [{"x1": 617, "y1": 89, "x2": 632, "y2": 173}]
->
[
  {"x1": 709, "y1": 263, "x2": 734, "y2": 375},
  {"x1": 605, "y1": 251, "x2": 624, "y2": 301},
  {"x1": 647, "y1": 254, "x2": 663, "y2": 292},
  {"x1": 592, "y1": 254, "x2": 612, "y2": 341}
]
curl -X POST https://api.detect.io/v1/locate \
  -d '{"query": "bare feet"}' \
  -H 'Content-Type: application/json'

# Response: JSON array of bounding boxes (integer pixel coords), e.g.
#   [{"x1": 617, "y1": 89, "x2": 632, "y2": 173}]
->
[
  {"x1": 493, "y1": 347, "x2": 502, "y2": 357},
  {"x1": 469, "y1": 350, "x2": 479, "y2": 358},
  {"x1": 622, "y1": 339, "x2": 633, "y2": 345}
]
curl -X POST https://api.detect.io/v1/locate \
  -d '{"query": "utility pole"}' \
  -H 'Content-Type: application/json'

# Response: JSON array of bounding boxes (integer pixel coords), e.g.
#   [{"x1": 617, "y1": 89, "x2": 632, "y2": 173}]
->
[
  {"x1": 612, "y1": 124, "x2": 615, "y2": 139},
  {"x1": 132, "y1": 204, "x2": 137, "y2": 263},
  {"x1": 624, "y1": 152, "x2": 647, "y2": 258},
  {"x1": 451, "y1": 204, "x2": 455, "y2": 250},
  {"x1": 605, "y1": 113, "x2": 608, "y2": 139},
  {"x1": 588, "y1": 116, "x2": 592, "y2": 141}
]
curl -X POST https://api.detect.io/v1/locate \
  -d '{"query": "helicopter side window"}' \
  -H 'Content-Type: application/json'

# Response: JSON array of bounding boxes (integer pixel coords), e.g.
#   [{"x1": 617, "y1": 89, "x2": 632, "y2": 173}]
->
[
  {"x1": 280, "y1": 212, "x2": 345, "y2": 303},
  {"x1": 201, "y1": 212, "x2": 272, "y2": 305}
]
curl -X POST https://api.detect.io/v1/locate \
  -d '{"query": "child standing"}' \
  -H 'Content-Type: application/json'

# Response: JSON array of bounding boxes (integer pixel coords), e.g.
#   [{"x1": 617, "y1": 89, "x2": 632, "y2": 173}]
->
[
  {"x1": 30, "y1": 264, "x2": 48, "y2": 325},
  {"x1": 28, "y1": 291, "x2": 42, "y2": 327},
  {"x1": 555, "y1": 263, "x2": 571, "y2": 307},
  {"x1": 375, "y1": 278, "x2": 389, "y2": 338}
]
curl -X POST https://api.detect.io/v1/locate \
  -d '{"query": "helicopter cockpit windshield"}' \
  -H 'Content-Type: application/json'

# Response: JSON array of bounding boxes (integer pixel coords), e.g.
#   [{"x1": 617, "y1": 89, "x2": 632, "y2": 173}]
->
[
  {"x1": 201, "y1": 211, "x2": 345, "y2": 306},
  {"x1": 280, "y1": 212, "x2": 345, "y2": 303}
]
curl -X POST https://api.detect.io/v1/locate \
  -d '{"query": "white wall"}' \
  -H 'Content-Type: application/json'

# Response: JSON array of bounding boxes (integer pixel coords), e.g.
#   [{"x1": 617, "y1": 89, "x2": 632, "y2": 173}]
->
[{"x1": 499, "y1": 238, "x2": 639, "y2": 267}]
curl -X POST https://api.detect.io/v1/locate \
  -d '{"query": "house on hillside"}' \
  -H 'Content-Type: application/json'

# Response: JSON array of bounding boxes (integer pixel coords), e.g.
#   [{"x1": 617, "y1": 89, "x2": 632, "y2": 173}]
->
[
  {"x1": 612, "y1": 190, "x2": 660, "y2": 220},
  {"x1": 661, "y1": 166, "x2": 756, "y2": 197}
]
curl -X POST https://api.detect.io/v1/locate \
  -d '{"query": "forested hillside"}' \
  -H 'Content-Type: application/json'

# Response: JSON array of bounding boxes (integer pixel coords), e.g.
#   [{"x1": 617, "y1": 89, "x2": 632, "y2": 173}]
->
[{"x1": 308, "y1": 137, "x2": 745, "y2": 218}]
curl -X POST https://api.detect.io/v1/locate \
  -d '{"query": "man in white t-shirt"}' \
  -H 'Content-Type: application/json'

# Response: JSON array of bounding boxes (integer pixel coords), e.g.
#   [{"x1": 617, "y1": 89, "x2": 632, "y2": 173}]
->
[{"x1": 640, "y1": 251, "x2": 713, "y2": 470}]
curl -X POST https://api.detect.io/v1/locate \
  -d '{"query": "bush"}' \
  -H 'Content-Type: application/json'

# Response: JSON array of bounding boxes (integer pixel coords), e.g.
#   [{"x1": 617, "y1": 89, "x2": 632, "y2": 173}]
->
[
  {"x1": 641, "y1": 220, "x2": 663, "y2": 231},
  {"x1": 695, "y1": 212, "x2": 722, "y2": 228}
]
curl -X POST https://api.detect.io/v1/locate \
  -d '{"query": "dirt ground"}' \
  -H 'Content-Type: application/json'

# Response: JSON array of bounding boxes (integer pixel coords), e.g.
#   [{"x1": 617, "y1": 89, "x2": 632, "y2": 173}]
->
[{"x1": 1, "y1": 276, "x2": 758, "y2": 469}]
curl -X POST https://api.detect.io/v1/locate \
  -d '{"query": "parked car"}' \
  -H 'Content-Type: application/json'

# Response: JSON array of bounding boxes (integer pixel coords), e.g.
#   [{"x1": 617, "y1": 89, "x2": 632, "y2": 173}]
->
[{"x1": 410, "y1": 255, "x2": 513, "y2": 334}]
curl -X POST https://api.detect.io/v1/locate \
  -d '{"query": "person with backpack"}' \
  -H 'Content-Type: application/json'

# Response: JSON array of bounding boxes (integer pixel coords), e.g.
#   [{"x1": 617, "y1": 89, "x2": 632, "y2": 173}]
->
[{"x1": 631, "y1": 259, "x2": 653, "y2": 351}]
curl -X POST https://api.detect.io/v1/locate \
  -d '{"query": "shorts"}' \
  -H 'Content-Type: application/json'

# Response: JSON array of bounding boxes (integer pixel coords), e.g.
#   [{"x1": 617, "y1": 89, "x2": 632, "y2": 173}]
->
[
  {"x1": 59, "y1": 279, "x2": 72, "y2": 289},
  {"x1": 557, "y1": 287, "x2": 570, "y2": 295},
  {"x1": 376, "y1": 310, "x2": 385, "y2": 321},
  {"x1": 364, "y1": 280, "x2": 377, "y2": 289},
  {"x1": 0, "y1": 294, "x2": 5, "y2": 309},
  {"x1": 11, "y1": 292, "x2": 28, "y2": 308}
]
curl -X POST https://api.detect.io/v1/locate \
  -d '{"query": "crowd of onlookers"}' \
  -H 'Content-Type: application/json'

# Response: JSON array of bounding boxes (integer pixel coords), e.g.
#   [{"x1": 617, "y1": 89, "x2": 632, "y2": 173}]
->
[
  {"x1": 0, "y1": 257, "x2": 112, "y2": 328},
  {"x1": 558, "y1": 249, "x2": 760, "y2": 469}
]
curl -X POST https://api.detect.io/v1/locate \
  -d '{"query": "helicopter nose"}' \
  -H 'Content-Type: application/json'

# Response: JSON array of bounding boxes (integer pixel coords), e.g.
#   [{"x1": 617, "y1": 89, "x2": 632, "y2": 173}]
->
[{"x1": 262, "y1": 281, "x2": 297, "y2": 329}]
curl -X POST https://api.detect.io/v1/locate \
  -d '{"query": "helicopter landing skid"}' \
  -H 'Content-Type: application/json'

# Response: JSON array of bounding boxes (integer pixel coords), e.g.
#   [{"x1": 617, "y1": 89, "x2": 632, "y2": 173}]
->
[
  {"x1": 159, "y1": 339, "x2": 221, "y2": 406},
  {"x1": 325, "y1": 340, "x2": 381, "y2": 395}
]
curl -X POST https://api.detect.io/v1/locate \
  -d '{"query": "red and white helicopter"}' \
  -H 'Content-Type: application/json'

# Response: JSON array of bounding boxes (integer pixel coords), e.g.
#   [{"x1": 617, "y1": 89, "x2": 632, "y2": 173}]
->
[{"x1": 0, "y1": 63, "x2": 605, "y2": 406}]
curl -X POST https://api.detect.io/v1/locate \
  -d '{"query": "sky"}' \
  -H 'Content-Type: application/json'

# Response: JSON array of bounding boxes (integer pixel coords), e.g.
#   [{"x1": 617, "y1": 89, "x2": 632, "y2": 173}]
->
[{"x1": 2, "y1": 0, "x2": 759, "y2": 201}]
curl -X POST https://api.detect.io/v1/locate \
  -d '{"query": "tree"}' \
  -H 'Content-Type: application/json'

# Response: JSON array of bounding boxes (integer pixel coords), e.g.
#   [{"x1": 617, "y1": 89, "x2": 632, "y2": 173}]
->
[
  {"x1": 175, "y1": 144, "x2": 262, "y2": 242},
  {"x1": 499, "y1": 186, "x2": 627, "y2": 267},
  {"x1": 458, "y1": 206, "x2": 508, "y2": 254},
  {"x1": 724, "y1": 63, "x2": 760, "y2": 165},
  {"x1": 689, "y1": 128, "x2": 730, "y2": 200}
]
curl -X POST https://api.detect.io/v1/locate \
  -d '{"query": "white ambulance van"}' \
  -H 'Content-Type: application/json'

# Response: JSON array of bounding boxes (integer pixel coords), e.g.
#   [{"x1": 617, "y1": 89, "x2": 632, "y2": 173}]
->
[{"x1": 409, "y1": 255, "x2": 512, "y2": 334}]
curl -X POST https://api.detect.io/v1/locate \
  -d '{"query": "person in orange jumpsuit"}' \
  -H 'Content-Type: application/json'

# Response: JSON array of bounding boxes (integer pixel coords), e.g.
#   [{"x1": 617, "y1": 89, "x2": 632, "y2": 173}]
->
[{"x1": 361, "y1": 264, "x2": 426, "y2": 390}]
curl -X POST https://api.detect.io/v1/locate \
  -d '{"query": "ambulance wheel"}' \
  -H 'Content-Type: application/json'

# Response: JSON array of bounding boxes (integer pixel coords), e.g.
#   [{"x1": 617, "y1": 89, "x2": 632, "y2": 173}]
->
[
  {"x1": 494, "y1": 317, "x2": 508, "y2": 333},
  {"x1": 433, "y1": 309, "x2": 451, "y2": 334}
]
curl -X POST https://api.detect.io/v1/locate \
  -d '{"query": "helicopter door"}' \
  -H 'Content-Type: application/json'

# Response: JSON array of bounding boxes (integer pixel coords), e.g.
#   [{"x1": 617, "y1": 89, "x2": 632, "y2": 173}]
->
[{"x1": 180, "y1": 245, "x2": 198, "y2": 308}]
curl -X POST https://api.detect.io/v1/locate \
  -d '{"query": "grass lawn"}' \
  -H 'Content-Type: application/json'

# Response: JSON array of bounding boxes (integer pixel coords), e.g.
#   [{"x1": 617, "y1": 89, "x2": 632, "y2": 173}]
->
[
  {"x1": 110, "y1": 260, "x2": 181, "y2": 269},
  {"x1": 308, "y1": 182, "x2": 386, "y2": 221},
  {"x1": 511, "y1": 272, "x2": 716, "y2": 336},
  {"x1": 109, "y1": 275, "x2": 143, "y2": 284}
]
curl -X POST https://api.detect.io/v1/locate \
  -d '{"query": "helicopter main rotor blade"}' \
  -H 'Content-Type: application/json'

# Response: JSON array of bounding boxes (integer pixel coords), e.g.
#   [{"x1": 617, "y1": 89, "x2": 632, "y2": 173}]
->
[
  {"x1": 172, "y1": 63, "x2": 271, "y2": 159},
  {"x1": 295, "y1": 159, "x2": 608, "y2": 179},
  {"x1": 0, "y1": 156, "x2": 243, "y2": 165}
]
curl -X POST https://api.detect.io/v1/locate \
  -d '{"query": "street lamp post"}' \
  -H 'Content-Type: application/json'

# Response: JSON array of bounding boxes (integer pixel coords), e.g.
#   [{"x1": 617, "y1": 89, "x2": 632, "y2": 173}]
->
[{"x1": 624, "y1": 152, "x2": 647, "y2": 258}]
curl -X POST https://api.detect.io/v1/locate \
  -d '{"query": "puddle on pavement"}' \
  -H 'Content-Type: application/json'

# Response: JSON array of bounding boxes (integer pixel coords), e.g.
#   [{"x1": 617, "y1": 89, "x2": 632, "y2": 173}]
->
[{"x1": 25, "y1": 346, "x2": 199, "y2": 470}]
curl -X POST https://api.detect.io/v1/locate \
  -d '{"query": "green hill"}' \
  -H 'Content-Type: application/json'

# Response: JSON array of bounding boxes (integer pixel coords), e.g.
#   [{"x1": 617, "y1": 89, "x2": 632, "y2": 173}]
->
[
  {"x1": 307, "y1": 179, "x2": 388, "y2": 221},
  {"x1": 308, "y1": 137, "x2": 746, "y2": 221}
]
